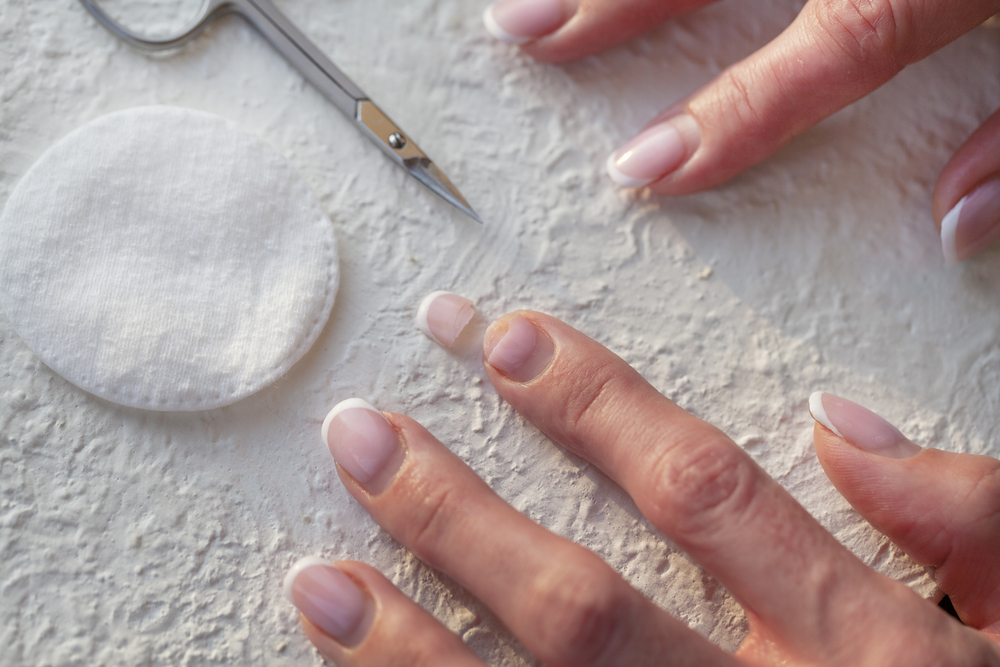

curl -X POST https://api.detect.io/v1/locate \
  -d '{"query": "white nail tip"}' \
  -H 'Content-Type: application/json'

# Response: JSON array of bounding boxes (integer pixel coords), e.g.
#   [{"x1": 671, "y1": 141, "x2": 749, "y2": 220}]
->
[
  {"x1": 483, "y1": 4, "x2": 531, "y2": 43},
  {"x1": 808, "y1": 391, "x2": 843, "y2": 437},
  {"x1": 416, "y1": 290, "x2": 450, "y2": 343},
  {"x1": 605, "y1": 153, "x2": 651, "y2": 189},
  {"x1": 940, "y1": 196, "x2": 966, "y2": 265},
  {"x1": 284, "y1": 556, "x2": 332, "y2": 606},
  {"x1": 321, "y1": 398, "x2": 380, "y2": 447}
]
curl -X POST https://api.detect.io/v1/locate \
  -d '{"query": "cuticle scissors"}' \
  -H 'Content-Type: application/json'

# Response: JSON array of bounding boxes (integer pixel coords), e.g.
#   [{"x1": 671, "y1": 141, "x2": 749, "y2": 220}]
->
[{"x1": 79, "y1": 0, "x2": 482, "y2": 224}]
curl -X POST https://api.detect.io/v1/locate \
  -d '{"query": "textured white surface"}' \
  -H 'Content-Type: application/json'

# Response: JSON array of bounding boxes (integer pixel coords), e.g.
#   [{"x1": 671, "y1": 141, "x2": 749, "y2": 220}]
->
[
  {"x1": 0, "y1": 106, "x2": 339, "y2": 411},
  {"x1": 1, "y1": 0, "x2": 999, "y2": 665}
]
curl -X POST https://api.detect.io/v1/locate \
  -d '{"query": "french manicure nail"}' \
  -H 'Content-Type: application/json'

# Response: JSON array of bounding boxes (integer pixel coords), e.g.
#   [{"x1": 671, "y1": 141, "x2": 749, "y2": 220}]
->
[
  {"x1": 416, "y1": 290, "x2": 475, "y2": 348},
  {"x1": 809, "y1": 392, "x2": 921, "y2": 459},
  {"x1": 483, "y1": 0, "x2": 570, "y2": 44},
  {"x1": 940, "y1": 176, "x2": 1000, "y2": 264},
  {"x1": 606, "y1": 115, "x2": 700, "y2": 188},
  {"x1": 484, "y1": 314, "x2": 554, "y2": 383},
  {"x1": 284, "y1": 557, "x2": 372, "y2": 646},
  {"x1": 322, "y1": 398, "x2": 404, "y2": 491}
]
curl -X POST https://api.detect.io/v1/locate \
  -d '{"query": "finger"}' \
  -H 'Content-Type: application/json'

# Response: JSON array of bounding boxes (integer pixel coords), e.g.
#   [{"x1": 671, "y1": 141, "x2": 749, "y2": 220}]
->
[
  {"x1": 320, "y1": 399, "x2": 736, "y2": 667},
  {"x1": 809, "y1": 392, "x2": 1000, "y2": 639},
  {"x1": 933, "y1": 108, "x2": 1000, "y2": 263},
  {"x1": 606, "y1": 0, "x2": 1000, "y2": 193},
  {"x1": 284, "y1": 557, "x2": 485, "y2": 666},
  {"x1": 482, "y1": 0, "x2": 712, "y2": 63},
  {"x1": 481, "y1": 312, "x2": 893, "y2": 656}
]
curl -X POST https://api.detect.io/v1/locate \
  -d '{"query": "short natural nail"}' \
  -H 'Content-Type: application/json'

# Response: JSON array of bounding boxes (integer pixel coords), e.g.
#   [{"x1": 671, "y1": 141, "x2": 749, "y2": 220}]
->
[
  {"x1": 483, "y1": 0, "x2": 571, "y2": 44},
  {"x1": 607, "y1": 115, "x2": 701, "y2": 188},
  {"x1": 941, "y1": 176, "x2": 1000, "y2": 264},
  {"x1": 416, "y1": 290, "x2": 475, "y2": 348},
  {"x1": 809, "y1": 392, "x2": 921, "y2": 459},
  {"x1": 322, "y1": 398, "x2": 404, "y2": 492},
  {"x1": 284, "y1": 557, "x2": 373, "y2": 646},
  {"x1": 484, "y1": 313, "x2": 554, "y2": 383}
]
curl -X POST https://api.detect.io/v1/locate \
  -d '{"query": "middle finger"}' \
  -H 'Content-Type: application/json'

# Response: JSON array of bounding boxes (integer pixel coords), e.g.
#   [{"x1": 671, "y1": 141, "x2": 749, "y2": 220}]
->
[{"x1": 481, "y1": 311, "x2": 895, "y2": 654}]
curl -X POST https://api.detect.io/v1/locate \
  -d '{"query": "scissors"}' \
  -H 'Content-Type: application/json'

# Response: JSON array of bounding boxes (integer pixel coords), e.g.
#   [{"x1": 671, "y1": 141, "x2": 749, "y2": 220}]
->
[{"x1": 79, "y1": 0, "x2": 482, "y2": 224}]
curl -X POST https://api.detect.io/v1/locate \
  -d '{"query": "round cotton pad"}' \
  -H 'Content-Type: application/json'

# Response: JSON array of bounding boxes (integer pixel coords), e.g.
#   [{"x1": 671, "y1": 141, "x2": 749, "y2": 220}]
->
[{"x1": 0, "y1": 106, "x2": 339, "y2": 411}]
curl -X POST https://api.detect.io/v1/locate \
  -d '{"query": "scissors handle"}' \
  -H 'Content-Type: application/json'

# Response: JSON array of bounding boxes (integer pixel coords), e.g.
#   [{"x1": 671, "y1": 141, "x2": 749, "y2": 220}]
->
[
  {"x1": 78, "y1": 0, "x2": 482, "y2": 223},
  {"x1": 79, "y1": 0, "x2": 366, "y2": 116}
]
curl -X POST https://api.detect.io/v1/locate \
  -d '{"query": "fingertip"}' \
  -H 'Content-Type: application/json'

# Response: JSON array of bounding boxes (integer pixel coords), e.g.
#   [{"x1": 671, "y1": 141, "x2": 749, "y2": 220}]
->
[
  {"x1": 284, "y1": 555, "x2": 332, "y2": 605},
  {"x1": 482, "y1": 0, "x2": 575, "y2": 46},
  {"x1": 482, "y1": 311, "x2": 556, "y2": 384},
  {"x1": 940, "y1": 197, "x2": 964, "y2": 265},
  {"x1": 483, "y1": 2, "x2": 531, "y2": 44},
  {"x1": 932, "y1": 109, "x2": 1000, "y2": 261},
  {"x1": 808, "y1": 391, "x2": 842, "y2": 437}
]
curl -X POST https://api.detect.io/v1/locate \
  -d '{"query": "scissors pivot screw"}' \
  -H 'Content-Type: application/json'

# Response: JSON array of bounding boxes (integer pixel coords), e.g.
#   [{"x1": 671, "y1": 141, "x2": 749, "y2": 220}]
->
[{"x1": 388, "y1": 133, "x2": 407, "y2": 150}]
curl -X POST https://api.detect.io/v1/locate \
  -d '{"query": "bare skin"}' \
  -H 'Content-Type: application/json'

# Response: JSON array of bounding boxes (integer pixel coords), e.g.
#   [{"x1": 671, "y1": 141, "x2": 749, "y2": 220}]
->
[
  {"x1": 292, "y1": 311, "x2": 1000, "y2": 666},
  {"x1": 500, "y1": 0, "x2": 1000, "y2": 257}
]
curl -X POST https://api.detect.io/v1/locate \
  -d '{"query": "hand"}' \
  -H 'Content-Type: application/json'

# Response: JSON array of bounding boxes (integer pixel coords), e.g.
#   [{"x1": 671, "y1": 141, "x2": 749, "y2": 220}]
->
[
  {"x1": 482, "y1": 0, "x2": 1000, "y2": 263},
  {"x1": 284, "y1": 311, "x2": 1000, "y2": 665}
]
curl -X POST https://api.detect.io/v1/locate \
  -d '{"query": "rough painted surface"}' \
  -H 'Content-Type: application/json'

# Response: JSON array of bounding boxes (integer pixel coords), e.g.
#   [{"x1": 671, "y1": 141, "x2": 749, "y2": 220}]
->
[{"x1": 1, "y1": 0, "x2": 998, "y2": 665}]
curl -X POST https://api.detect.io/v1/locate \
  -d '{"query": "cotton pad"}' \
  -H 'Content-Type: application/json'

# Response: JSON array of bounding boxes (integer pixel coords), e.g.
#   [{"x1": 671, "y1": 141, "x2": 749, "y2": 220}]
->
[{"x1": 0, "y1": 106, "x2": 339, "y2": 411}]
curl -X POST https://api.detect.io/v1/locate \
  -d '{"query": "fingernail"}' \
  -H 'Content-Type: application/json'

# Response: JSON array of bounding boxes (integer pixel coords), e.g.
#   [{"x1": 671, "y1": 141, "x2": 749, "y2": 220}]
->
[
  {"x1": 416, "y1": 290, "x2": 475, "y2": 348},
  {"x1": 484, "y1": 313, "x2": 554, "y2": 383},
  {"x1": 483, "y1": 0, "x2": 571, "y2": 44},
  {"x1": 322, "y1": 398, "x2": 404, "y2": 492},
  {"x1": 284, "y1": 557, "x2": 373, "y2": 646},
  {"x1": 940, "y1": 176, "x2": 1000, "y2": 264},
  {"x1": 606, "y1": 115, "x2": 701, "y2": 188},
  {"x1": 808, "y1": 392, "x2": 921, "y2": 459}
]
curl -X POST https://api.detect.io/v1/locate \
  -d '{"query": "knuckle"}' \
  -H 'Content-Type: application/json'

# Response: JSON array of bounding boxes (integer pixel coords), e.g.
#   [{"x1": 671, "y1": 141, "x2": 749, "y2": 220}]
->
[
  {"x1": 648, "y1": 433, "x2": 759, "y2": 545},
  {"x1": 719, "y1": 68, "x2": 767, "y2": 127},
  {"x1": 401, "y1": 483, "x2": 462, "y2": 570},
  {"x1": 527, "y1": 560, "x2": 632, "y2": 666},
  {"x1": 811, "y1": 0, "x2": 904, "y2": 77},
  {"x1": 557, "y1": 359, "x2": 630, "y2": 436},
  {"x1": 962, "y1": 455, "x2": 1000, "y2": 523}
]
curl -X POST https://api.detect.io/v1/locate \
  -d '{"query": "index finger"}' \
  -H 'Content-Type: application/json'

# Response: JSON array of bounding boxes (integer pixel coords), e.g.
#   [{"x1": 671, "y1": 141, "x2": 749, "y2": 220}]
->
[
  {"x1": 607, "y1": 0, "x2": 999, "y2": 194},
  {"x1": 482, "y1": 311, "x2": 891, "y2": 651}
]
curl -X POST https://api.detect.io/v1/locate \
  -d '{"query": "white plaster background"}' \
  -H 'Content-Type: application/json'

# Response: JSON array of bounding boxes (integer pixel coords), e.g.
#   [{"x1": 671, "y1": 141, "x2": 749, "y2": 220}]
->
[{"x1": 1, "y1": 0, "x2": 998, "y2": 664}]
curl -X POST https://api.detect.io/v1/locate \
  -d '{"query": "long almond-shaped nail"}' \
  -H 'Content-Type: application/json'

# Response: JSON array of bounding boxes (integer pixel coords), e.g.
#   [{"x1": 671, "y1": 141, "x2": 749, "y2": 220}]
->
[
  {"x1": 322, "y1": 399, "x2": 404, "y2": 492},
  {"x1": 484, "y1": 314, "x2": 554, "y2": 382},
  {"x1": 483, "y1": 0, "x2": 571, "y2": 44},
  {"x1": 284, "y1": 557, "x2": 372, "y2": 646},
  {"x1": 606, "y1": 115, "x2": 701, "y2": 188},
  {"x1": 809, "y1": 392, "x2": 921, "y2": 459},
  {"x1": 416, "y1": 290, "x2": 475, "y2": 348},
  {"x1": 941, "y1": 176, "x2": 1000, "y2": 264}
]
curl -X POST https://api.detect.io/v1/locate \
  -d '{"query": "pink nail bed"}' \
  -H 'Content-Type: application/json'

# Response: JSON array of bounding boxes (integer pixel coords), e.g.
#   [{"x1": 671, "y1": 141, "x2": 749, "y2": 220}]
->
[
  {"x1": 808, "y1": 392, "x2": 921, "y2": 459},
  {"x1": 416, "y1": 290, "x2": 475, "y2": 348},
  {"x1": 607, "y1": 115, "x2": 700, "y2": 189},
  {"x1": 284, "y1": 557, "x2": 368, "y2": 643},
  {"x1": 483, "y1": 0, "x2": 569, "y2": 43},
  {"x1": 486, "y1": 314, "x2": 555, "y2": 382},
  {"x1": 322, "y1": 398, "x2": 400, "y2": 485}
]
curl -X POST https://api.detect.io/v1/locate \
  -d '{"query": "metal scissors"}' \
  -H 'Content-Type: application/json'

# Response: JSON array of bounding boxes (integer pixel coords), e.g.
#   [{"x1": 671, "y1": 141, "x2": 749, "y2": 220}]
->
[{"x1": 79, "y1": 0, "x2": 482, "y2": 224}]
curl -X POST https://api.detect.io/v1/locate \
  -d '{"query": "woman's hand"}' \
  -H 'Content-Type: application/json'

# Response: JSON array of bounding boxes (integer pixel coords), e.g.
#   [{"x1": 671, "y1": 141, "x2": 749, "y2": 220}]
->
[
  {"x1": 483, "y1": 0, "x2": 1000, "y2": 262},
  {"x1": 284, "y1": 311, "x2": 1000, "y2": 665}
]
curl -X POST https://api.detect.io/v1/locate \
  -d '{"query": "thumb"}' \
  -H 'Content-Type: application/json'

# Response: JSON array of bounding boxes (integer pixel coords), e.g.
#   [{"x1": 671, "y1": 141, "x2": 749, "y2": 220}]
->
[
  {"x1": 809, "y1": 392, "x2": 1000, "y2": 641},
  {"x1": 607, "y1": 0, "x2": 1000, "y2": 193}
]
